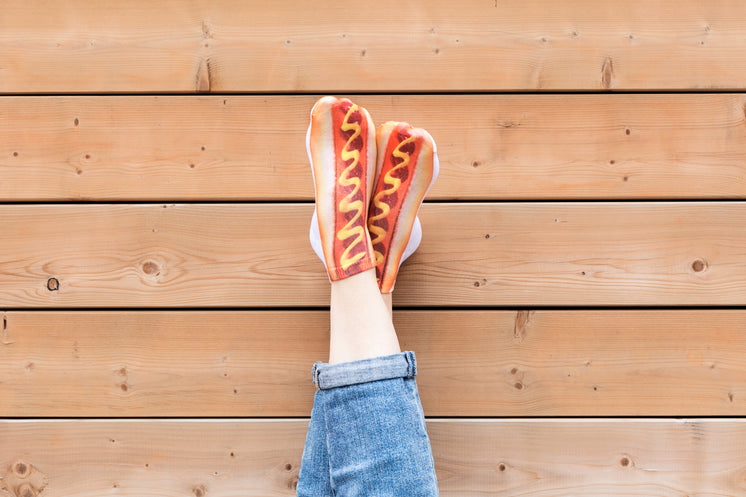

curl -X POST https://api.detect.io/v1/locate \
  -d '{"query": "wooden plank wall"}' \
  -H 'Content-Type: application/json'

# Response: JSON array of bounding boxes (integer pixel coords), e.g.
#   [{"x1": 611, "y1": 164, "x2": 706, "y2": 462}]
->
[{"x1": 2, "y1": 1, "x2": 746, "y2": 495}]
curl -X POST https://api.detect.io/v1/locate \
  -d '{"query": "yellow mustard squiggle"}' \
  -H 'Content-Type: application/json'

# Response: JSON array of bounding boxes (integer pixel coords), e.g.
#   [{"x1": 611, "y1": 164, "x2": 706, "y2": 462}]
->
[
  {"x1": 336, "y1": 105, "x2": 367, "y2": 271},
  {"x1": 368, "y1": 135, "x2": 416, "y2": 265}
]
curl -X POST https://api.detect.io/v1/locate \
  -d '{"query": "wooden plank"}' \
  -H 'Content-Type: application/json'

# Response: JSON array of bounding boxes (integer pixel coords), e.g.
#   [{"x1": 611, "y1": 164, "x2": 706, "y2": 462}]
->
[
  {"x1": 2, "y1": 94, "x2": 746, "y2": 201},
  {"x1": 1, "y1": 419, "x2": 745, "y2": 496},
  {"x1": 1, "y1": 310, "x2": 744, "y2": 417},
  {"x1": 429, "y1": 419, "x2": 746, "y2": 496},
  {"x1": 1, "y1": 203, "x2": 745, "y2": 307},
  {"x1": 3, "y1": 1, "x2": 746, "y2": 92}
]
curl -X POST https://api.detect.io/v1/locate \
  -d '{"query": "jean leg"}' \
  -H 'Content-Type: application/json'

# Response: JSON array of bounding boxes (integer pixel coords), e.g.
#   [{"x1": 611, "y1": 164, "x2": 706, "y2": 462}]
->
[
  {"x1": 313, "y1": 351, "x2": 439, "y2": 497},
  {"x1": 296, "y1": 390, "x2": 334, "y2": 497}
]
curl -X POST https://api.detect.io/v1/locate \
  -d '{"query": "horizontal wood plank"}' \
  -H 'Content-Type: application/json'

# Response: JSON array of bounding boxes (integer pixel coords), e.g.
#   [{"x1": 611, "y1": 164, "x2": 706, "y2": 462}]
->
[
  {"x1": 2, "y1": 94, "x2": 746, "y2": 201},
  {"x1": 1, "y1": 203, "x2": 745, "y2": 307},
  {"x1": 1, "y1": 419, "x2": 745, "y2": 496},
  {"x1": 3, "y1": 1, "x2": 746, "y2": 92},
  {"x1": 1, "y1": 310, "x2": 744, "y2": 417}
]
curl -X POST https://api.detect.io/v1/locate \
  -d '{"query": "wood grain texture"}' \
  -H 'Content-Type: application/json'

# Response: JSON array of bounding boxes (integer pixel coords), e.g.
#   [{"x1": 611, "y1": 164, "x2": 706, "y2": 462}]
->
[
  {"x1": 2, "y1": 94, "x2": 746, "y2": 201},
  {"x1": 430, "y1": 419, "x2": 746, "y2": 496},
  {"x1": 1, "y1": 203, "x2": 745, "y2": 307},
  {"x1": 1, "y1": 310, "x2": 744, "y2": 417},
  {"x1": 2, "y1": 1, "x2": 746, "y2": 92},
  {"x1": 1, "y1": 420, "x2": 745, "y2": 496}
]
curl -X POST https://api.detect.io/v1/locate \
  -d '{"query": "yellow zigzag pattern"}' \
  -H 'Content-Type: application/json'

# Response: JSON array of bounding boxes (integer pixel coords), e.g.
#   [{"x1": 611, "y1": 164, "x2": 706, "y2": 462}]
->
[
  {"x1": 336, "y1": 105, "x2": 367, "y2": 271},
  {"x1": 368, "y1": 135, "x2": 416, "y2": 266}
]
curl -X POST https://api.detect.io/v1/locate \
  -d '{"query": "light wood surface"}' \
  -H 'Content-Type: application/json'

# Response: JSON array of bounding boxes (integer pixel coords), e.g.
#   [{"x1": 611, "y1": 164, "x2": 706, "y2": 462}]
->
[
  {"x1": 3, "y1": 1, "x2": 746, "y2": 92},
  {"x1": 3, "y1": 1, "x2": 746, "y2": 493},
  {"x1": 1, "y1": 310, "x2": 744, "y2": 417},
  {"x1": 1, "y1": 203, "x2": 744, "y2": 307},
  {"x1": 2, "y1": 94, "x2": 746, "y2": 201},
  {"x1": 1, "y1": 419, "x2": 745, "y2": 496}
]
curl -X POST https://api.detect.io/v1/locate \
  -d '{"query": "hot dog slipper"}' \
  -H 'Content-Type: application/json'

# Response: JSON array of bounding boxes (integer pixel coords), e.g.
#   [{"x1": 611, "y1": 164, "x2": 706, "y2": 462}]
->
[
  {"x1": 367, "y1": 121, "x2": 439, "y2": 293},
  {"x1": 307, "y1": 96, "x2": 377, "y2": 281}
]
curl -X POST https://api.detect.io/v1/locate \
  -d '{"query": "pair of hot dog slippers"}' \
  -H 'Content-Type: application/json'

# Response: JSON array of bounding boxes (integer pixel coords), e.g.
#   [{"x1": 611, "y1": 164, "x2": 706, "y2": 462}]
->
[{"x1": 307, "y1": 96, "x2": 439, "y2": 294}]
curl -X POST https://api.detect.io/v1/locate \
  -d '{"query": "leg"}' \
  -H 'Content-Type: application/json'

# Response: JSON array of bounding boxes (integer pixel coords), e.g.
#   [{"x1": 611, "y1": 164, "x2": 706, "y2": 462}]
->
[
  {"x1": 299, "y1": 96, "x2": 439, "y2": 496},
  {"x1": 311, "y1": 271, "x2": 438, "y2": 496},
  {"x1": 329, "y1": 268, "x2": 399, "y2": 364},
  {"x1": 298, "y1": 268, "x2": 439, "y2": 496},
  {"x1": 381, "y1": 292, "x2": 393, "y2": 317},
  {"x1": 312, "y1": 359, "x2": 439, "y2": 497},
  {"x1": 297, "y1": 268, "x2": 397, "y2": 496}
]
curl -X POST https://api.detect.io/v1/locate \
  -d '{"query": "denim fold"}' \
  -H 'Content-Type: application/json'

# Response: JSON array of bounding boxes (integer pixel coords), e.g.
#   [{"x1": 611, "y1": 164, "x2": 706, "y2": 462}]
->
[
  {"x1": 297, "y1": 351, "x2": 439, "y2": 497},
  {"x1": 312, "y1": 351, "x2": 417, "y2": 390}
]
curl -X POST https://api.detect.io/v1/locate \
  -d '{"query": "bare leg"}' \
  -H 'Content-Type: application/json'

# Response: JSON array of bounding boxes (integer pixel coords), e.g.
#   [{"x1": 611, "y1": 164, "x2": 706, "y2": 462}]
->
[
  {"x1": 381, "y1": 292, "x2": 393, "y2": 317},
  {"x1": 329, "y1": 268, "x2": 400, "y2": 364}
]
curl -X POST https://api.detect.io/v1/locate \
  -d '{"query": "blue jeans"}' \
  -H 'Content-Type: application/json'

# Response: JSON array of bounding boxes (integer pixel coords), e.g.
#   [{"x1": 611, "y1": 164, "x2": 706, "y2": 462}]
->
[{"x1": 296, "y1": 351, "x2": 439, "y2": 496}]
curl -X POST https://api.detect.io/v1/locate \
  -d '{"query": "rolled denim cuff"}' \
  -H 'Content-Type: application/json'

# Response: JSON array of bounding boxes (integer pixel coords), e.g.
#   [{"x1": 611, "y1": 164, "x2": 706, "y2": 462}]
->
[{"x1": 312, "y1": 351, "x2": 417, "y2": 390}]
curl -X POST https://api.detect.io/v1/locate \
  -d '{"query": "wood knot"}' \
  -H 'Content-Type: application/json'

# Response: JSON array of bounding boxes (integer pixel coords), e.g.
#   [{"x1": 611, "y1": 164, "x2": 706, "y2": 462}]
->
[
  {"x1": 3, "y1": 460, "x2": 48, "y2": 497},
  {"x1": 13, "y1": 461, "x2": 30, "y2": 478},
  {"x1": 196, "y1": 57, "x2": 211, "y2": 92},
  {"x1": 142, "y1": 261, "x2": 160, "y2": 275},
  {"x1": 691, "y1": 259, "x2": 707, "y2": 272},
  {"x1": 17, "y1": 483, "x2": 35, "y2": 497},
  {"x1": 201, "y1": 20, "x2": 213, "y2": 39},
  {"x1": 193, "y1": 484, "x2": 206, "y2": 497},
  {"x1": 46, "y1": 277, "x2": 59, "y2": 291},
  {"x1": 514, "y1": 310, "x2": 533, "y2": 341},
  {"x1": 601, "y1": 56, "x2": 614, "y2": 89},
  {"x1": 498, "y1": 463, "x2": 507, "y2": 472}
]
